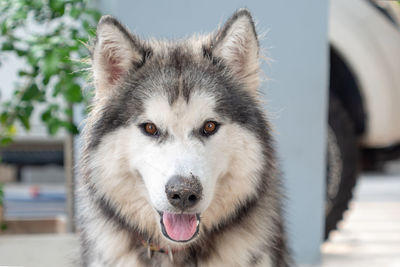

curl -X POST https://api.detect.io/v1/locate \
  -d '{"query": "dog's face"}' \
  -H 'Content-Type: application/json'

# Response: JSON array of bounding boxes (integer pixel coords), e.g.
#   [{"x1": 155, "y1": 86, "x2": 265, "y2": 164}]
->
[
  {"x1": 128, "y1": 91, "x2": 231, "y2": 242},
  {"x1": 88, "y1": 10, "x2": 266, "y2": 244}
]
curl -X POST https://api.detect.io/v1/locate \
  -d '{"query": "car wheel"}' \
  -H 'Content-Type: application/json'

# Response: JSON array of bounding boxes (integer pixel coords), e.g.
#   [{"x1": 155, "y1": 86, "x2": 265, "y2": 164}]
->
[{"x1": 325, "y1": 95, "x2": 360, "y2": 239}]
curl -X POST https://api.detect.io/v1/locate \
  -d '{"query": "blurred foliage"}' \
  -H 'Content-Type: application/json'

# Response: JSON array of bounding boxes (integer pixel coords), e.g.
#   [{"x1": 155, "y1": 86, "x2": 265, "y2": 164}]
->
[
  {"x1": 0, "y1": 183, "x2": 4, "y2": 232},
  {"x1": 0, "y1": 183, "x2": 3, "y2": 206},
  {"x1": 0, "y1": 0, "x2": 100, "y2": 145},
  {"x1": 0, "y1": 182, "x2": 3, "y2": 227}
]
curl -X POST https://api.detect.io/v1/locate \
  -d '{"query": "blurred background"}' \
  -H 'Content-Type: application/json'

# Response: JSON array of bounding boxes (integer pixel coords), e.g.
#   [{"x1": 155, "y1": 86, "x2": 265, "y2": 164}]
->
[{"x1": 0, "y1": 0, "x2": 399, "y2": 266}]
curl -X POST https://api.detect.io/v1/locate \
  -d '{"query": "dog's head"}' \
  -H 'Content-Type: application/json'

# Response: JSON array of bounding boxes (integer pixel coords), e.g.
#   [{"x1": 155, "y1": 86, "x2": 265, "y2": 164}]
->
[{"x1": 87, "y1": 9, "x2": 268, "y2": 244}]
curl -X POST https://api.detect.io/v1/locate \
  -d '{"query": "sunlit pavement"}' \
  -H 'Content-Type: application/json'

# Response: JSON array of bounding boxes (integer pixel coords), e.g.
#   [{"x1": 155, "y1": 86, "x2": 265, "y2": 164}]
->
[
  {"x1": 322, "y1": 160, "x2": 400, "y2": 267},
  {"x1": 1, "y1": 162, "x2": 399, "y2": 267}
]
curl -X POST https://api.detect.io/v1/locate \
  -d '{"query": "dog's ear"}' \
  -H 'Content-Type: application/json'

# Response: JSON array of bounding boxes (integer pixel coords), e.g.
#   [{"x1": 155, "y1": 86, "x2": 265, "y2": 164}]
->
[
  {"x1": 210, "y1": 9, "x2": 260, "y2": 93},
  {"x1": 91, "y1": 15, "x2": 148, "y2": 98}
]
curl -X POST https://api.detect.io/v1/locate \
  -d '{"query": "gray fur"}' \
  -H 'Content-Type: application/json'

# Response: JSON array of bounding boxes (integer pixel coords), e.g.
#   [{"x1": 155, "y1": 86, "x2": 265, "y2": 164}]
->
[{"x1": 78, "y1": 8, "x2": 292, "y2": 267}]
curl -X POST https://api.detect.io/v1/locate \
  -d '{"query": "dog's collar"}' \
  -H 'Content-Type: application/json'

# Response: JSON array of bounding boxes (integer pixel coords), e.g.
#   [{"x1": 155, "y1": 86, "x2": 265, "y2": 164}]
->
[{"x1": 141, "y1": 239, "x2": 185, "y2": 263}]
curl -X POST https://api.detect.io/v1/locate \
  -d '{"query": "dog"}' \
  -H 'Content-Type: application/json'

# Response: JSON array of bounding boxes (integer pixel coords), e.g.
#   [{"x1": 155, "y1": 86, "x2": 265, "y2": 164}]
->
[{"x1": 77, "y1": 8, "x2": 291, "y2": 267}]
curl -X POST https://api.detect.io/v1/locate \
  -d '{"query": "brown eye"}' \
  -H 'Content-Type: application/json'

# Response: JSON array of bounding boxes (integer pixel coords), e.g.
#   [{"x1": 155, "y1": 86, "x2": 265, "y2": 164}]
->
[
  {"x1": 144, "y1": 123, "x2": 158, "y2": 135},
  {"x1": 203, "y1": 121, "x2": 218, "y2": 136}
]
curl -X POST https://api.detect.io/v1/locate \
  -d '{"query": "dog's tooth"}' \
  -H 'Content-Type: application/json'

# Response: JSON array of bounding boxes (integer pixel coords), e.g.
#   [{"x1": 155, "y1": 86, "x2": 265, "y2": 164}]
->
[
  {"x1": 147, "y1": 240, "x2": 153, "y2": 259},
  {"x1": 168, "y1": 246, "x2": 174, "y2": 263}
]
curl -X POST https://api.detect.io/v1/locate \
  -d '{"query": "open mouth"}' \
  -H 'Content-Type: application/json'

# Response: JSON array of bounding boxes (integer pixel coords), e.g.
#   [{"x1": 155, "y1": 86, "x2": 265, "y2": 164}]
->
[{"x1": 159, "y1": 211, "x2": 200, "y2": 242}]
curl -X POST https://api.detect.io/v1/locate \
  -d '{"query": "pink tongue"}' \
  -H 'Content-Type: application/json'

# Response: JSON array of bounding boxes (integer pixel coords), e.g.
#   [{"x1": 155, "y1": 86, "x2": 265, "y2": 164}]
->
[{"x1": 162, "y1": 212, "x2": 197, "y2": 241}]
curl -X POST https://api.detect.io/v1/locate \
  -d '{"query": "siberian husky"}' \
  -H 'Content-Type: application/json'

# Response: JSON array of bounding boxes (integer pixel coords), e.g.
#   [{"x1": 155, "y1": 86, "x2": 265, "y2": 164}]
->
[{"x1": 77, "y1": 9, "x2": 291, "y2": 267}]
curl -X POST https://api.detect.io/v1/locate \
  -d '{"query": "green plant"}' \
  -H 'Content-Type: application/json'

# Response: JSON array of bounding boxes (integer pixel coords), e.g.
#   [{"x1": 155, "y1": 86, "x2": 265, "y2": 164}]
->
[
  {"x1": 0, "y1": 0, "x2": 100, "y2": 144},
  {"x1": 0, "y1": 183, "x2": 5, "y2": 231},
  {"x1": 0, "y1": 0, "x2": 100, "y2": 218},
  {"x1": 0, "y1": 183, "x2": 3, "y2": 206}
]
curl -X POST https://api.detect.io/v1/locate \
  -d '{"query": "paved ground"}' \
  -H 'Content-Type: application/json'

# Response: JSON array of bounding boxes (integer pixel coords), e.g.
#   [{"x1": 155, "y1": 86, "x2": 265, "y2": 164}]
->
[
  {"x1": 321, "y1": 161, "x2": 400, "y2": 267},
  {"x1": 0, "y1": 233, "x2": 78, "y2": 267},
  {"x1": 1, "y1": 162, "x2": 399, "y2": 266}
]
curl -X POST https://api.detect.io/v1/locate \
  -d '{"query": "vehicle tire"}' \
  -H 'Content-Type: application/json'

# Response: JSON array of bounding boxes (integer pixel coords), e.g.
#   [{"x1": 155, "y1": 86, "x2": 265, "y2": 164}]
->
[{"x1": 325, "y1": 95, "x2": 360, "y2": 240}]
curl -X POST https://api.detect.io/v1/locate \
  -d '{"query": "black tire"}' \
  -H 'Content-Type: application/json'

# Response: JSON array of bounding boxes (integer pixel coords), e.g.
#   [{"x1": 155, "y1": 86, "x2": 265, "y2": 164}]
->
[{"x1": 325, "y1": 95, "x2": 360, "y2": 240}]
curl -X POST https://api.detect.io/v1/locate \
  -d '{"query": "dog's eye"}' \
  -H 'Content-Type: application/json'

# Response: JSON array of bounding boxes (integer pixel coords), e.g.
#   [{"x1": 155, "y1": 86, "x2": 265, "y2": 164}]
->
[
  {"x1": 202, "y1": 121, "x2": 218, "y2": 136},
  {"x1": 143, "y1": 123, "x2": 158, "y2": 136}
]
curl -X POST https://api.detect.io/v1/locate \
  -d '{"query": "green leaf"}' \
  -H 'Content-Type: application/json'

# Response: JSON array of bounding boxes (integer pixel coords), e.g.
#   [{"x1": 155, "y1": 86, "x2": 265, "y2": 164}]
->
[
  {"x1": 1, "y1": 222, "x2": 8, "y2": 231},
  {"x1": 1, "y1": 137, "x2": 13, "y2": 146},
  {"x1": 1, "y1": 22, "x2": 8, "y2": 35},
  {"x1": 70, "y1": 7, "x2": 80, "y2": 19},
  {"x1": 12, "y1": 8, "x2": 28, "y2": 20},
  {"x1": 15, "y1": 104, "x2": 33, "y2": 130},
  {"x1": 27, "y1": 49, "x2": 41, "y2": 65},
  {"x1": 16, "y1": 49, "x2": 27, "y2": 57},
  {"x1": 18, "y1": 70, "x2": 30, "y2": 76},
  {"x1": 17, "y1": 114, "x2": 30, "y2": 130},
  {"x1": 22, "y1": 104, "x2": 34, "y2": 117},
  {"x1": 43, "y1": 51, "x2": 59, "y2": 81},
  {"x1": 6, "y1": 125, "x2": 17, "y2": 136},
  {"x1": 64, "y1": 107, "x2": 73, "y2": 117},
  {"x1": 61, "y1": 121, "x2": 79, "y2": 134},
  {"x1": 47, "y1": 118, "x2": 61, "y2": 135},
  {"x1": 41, "y1": 104, "x2": 59, "y2": 122},
  {"x1": 43, "y1": 75, "x2": 51, "y2": 86},
  {"x1": 49, "y1": 0, "x2": 65, "y2": 17},
  {"x1": 64, "y1": 83, "x2": 83, "y2": 103},
  {"x1": 21, "y1": 84, "x2": 41, "y2": 101},
  {"x1": 41, "y1": 111, "x2": 51, "y2": 122},
  {"x1": 54, "y1": 74, "x2": 73, "y2": 97},
  {"x1": 1, "y1": 42, "x2": 14, "y2": 51},
  {"x1": 0, "y1": 113, "x2": 8, "y2": 124},
  {"x1": 82, "y1": 20, "x2": 91, "y2": 32}
]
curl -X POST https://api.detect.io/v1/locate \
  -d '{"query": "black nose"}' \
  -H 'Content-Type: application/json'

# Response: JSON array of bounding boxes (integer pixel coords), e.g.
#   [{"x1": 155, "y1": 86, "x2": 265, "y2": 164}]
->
[{"x1": 165, "y1": 175, "x2": 203, "y2": 210}]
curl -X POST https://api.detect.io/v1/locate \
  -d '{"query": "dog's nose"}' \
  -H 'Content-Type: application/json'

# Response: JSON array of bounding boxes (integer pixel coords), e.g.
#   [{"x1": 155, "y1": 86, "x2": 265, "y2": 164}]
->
[{"x1": 165, "y1": 175, "x2": 203, "y2": 210}]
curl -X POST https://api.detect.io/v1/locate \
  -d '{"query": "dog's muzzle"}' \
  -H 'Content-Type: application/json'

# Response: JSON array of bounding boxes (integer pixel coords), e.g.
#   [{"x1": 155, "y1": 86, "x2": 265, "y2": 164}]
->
[{"x1": 159, "y1": 175, "x2": 203, "y2": 242}]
